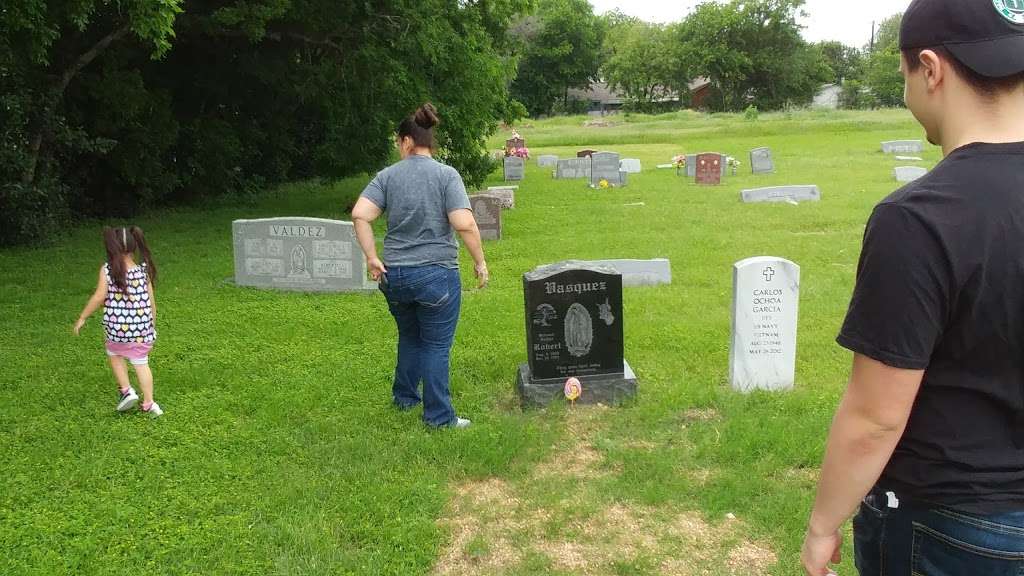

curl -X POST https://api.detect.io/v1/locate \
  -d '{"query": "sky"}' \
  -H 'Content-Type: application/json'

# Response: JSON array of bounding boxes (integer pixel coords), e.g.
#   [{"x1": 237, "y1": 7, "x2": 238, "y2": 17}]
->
[{"x1": 588, "y1": 0, "x2": 913, "y2": 48}]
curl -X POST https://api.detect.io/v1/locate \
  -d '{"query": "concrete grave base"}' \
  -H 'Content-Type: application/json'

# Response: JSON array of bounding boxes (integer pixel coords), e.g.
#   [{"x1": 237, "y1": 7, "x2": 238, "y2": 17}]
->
[{"x1": 516, "y1": 360, "x2": 638, "y2": 409}]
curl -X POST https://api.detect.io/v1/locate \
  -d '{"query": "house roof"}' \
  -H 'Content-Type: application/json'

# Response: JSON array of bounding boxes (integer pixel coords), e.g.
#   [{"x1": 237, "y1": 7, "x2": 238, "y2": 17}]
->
[{"x1": 568, "y1": 78, "x2": 712, "y2": 105}]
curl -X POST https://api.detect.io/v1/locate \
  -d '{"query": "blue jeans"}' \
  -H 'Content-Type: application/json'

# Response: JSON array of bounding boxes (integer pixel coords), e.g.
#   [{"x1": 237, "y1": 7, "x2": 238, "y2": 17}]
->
[
  {"x1": 379, "y1": 265, "x2": 461, "y2": 427},
  {"x1": 854, "y1": 488, "x2": 1024, "y2": 575}
]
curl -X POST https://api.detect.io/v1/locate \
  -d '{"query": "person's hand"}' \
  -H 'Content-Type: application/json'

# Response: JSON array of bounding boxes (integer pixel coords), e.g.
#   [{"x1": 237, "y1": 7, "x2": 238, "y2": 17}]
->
[
  {"x1": 474, "y1": 262, "x2": 489, "y2": 289},
  {"x1": 801, "y1": 527, "x2": 842, "y2": 575},
  {"x1": 73, "y1": 317, "x2": 86, "y2": 336},
  {"x1": 367, "y1": 257, "x2": 387, "y2": 282}
]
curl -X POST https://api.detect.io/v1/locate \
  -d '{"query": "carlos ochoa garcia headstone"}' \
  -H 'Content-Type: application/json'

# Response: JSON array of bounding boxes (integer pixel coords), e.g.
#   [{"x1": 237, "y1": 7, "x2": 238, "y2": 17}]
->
[{"x1": 729, "y1": 256, "x2": 800, "y2": 392}]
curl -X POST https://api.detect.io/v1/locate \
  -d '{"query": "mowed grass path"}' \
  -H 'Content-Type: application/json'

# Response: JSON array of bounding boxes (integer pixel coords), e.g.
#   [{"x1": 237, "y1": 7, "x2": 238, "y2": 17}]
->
[{"x1": 0, "y1": 109, "x2": 938, "y2": 575}]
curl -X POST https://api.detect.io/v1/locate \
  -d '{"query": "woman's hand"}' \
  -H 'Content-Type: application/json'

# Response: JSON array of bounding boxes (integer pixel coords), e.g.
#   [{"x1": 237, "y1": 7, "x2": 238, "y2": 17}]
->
[
  {"x1": 475, "y1": 262, "x2": 489, "y2": 289},
  {"x1": 801, "y1": 528, "x2": 841, "y2": 575},
  {"x1": 73, "y1": 317, "x2": 86, "y2": 336},
  {"x1": 367, "y1": 257, "x2": 387, "y2": 282}
]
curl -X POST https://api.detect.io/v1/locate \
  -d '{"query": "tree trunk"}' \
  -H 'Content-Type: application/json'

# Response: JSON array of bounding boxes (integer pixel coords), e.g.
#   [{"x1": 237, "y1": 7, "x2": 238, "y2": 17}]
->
[{"x1": 21, "y1": 24, "x2": 131, "y2": 186}]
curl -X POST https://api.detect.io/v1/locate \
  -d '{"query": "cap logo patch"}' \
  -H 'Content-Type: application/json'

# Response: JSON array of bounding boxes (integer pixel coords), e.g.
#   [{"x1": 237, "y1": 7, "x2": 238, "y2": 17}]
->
[{"x1": 994, "y1": 0, "x2": 1024, "y2": 24}]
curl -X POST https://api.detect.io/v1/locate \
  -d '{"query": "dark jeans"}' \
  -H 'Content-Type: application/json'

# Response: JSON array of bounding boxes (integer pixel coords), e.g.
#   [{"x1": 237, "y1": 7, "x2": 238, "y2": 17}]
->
[
  {"x1": 379, "y1": 265, "x2": 461, "y2": 427},
  {"x1": 854, "y1": 488, "x2": 1024, "y2": 575}
]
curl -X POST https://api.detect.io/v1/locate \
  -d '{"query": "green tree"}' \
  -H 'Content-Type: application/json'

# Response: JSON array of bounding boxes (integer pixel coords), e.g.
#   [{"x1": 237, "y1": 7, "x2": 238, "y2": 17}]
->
[
  {"x1": 602, "y1": 21, "x2": 682, "y2": 112},
  {"x1": 675, "y1": 0, "x2": 830, "y2": 111},
  {"x1": 862, "y1": 13, "x2": 904, "y2": 107},
  {"x1": 2, "y1": 0, "x2": 532, "y2": 245},
  {"x1": 510, "y1": 0, "x2": 605, "y2": 117},
  {"x1": 817, "y1": 40, "x2": 864, "y2": 85}
]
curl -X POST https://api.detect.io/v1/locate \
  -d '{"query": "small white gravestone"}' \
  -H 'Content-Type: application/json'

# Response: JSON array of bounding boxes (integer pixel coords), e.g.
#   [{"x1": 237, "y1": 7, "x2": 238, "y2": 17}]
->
[
  {"x1": 894, "y1": 166, "x2": 928, "y2": 183},
  {"x1": 537, "y1": 155, "x2": 559, "y2": 167},
  {"x1": 620, "y1": 158, "x2": 643, "y2": 173},
  {"x1": 881, "y1": 140, "x2": 925, "y2": 154},
  {"x1": 730, "y1": 257, "x2": 800, "y2": 392},
  {"x1": 232, "y1": 218, "x2": 377, "y2": 293}
]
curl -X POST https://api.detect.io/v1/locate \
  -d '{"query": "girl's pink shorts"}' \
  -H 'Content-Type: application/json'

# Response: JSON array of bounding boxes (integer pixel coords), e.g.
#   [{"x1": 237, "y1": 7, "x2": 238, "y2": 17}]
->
[{"x1": 105, "y1": 341, "x2": 153, "y2": 365}]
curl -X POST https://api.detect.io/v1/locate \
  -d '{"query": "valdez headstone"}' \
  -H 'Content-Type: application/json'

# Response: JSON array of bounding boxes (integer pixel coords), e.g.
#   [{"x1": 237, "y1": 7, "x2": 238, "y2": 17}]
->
[{"x1": 232, "y1": 218, "x2": 376, "y2": 293}]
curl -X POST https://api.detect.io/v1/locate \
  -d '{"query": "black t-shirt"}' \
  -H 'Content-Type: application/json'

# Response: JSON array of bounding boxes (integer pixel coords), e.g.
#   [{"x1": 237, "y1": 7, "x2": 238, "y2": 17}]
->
[{"x1": 838, "y1": 141, "x2": 1024, "y2": 514}]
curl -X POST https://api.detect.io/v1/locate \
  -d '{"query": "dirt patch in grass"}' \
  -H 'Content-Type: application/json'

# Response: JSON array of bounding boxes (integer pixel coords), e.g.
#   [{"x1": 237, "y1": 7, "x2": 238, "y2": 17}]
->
[{"x1": 433, "y1": 406, "x2": 777, "y2": 575}]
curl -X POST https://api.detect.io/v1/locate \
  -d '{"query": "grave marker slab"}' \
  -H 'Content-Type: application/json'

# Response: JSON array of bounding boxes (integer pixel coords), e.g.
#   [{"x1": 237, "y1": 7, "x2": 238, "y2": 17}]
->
[
  {"x1": 554, "y1": 158, "x2": 592, "y2": 179},
  {"x1": 577, "y1": 149, "x2": 597, "y2": 158},
  {"x1": 581, "y1": 259, "x2": 671, "y2": 286},
  {"x1": 516, "y1": 261, "x2": 637, "y2": 407},
  {"x1": 232, "y1": 218, "x2": 376, "y2": 293},
  {"x1": 686, "y1": 153, "x2": 728, "y2": 177},
  {"x1": 730, "y1": 256, "x2": 800, "y2": 392},
  {"x1": 882, "y1": 140, "x2": 924, "y2": 154},
  {"x1": 472, "y1": 195, "x2": 502, "y2": 241},
  {"x1": 482, "y1": 187, "x2": 515, "y2": 209},
  {"x1": 750, "y1": 147, "x2": 775, "y2": 174},
  {"x1": 620, "y1": 158, "x2": 643, "y2": 174},
  {"x1": 894, "y1": 166, "x2": 928, "y2": 183},
  {"x1": 590, "y1": 151, "x2": 627, "y2": 187},
  {"x1": 741, "y1": 185, "x2": 821, "y2": 204},
  {"x1": 695, "y1": 153, "x2": 722, "y2": 185},
  {"x1": 895, "y1": 156, "x2": 924, "y2": 162},
  {"x1": 503, "y1": 156, "x2": 525, "y2": 181},
  {"x1": 537, "y1": 155, "x2": 559, "y2": 167}
]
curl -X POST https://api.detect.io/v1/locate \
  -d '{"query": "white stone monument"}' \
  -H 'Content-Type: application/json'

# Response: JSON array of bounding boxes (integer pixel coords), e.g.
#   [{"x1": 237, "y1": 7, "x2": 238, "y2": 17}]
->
[{"x1": 729, "y1": 256, "x2": 800, "y2": 392}]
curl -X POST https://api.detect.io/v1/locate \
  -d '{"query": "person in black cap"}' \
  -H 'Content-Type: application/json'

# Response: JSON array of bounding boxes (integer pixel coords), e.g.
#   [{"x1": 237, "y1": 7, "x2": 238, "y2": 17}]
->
[{"x1": 802, "y1": 0, "x2": 1024, "y2": 574}]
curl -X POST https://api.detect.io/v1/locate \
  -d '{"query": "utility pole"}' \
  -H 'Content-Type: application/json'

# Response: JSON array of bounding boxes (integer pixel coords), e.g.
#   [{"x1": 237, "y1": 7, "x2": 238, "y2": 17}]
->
[{"x1": 870, "y1": 20, "x2": 876, "y2": 52}]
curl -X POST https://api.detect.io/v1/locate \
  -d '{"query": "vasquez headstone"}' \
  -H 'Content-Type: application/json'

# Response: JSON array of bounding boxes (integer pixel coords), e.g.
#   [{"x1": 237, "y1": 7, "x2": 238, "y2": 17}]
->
[
  {"x1": 232, "y1": 218, "x2": 376, "y2": 293},
  {"x1": 729, "y1": 256, "x2": 800, "y2": 392},
  {"x1": 503, "y1": 156, "x2": 525, "y2": 181},
  {"x1": 516, "y1": 261, "x2": 637, "y2": 407},
  {"x1": 750, "y1": 147, "x2": 775, "y2": 174},
  {"x1": 472, "y1": 195, "x2": 502, "y2": 241}
]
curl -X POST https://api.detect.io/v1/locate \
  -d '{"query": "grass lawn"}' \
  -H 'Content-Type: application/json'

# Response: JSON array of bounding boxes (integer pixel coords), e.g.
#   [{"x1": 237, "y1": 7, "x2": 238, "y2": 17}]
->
[{"x1": 0, "y1": 108, "x2": 940, "y2": 575}]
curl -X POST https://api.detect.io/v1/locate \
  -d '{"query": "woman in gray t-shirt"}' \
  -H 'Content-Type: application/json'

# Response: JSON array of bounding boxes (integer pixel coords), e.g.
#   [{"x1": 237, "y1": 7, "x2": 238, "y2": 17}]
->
[{"x1": 352, "y1": 103, "x2": 488, "y2": 428}]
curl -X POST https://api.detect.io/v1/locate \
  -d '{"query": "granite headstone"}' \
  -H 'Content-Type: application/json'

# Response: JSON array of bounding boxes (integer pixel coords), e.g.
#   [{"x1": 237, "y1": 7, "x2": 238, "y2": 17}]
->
[
  {"x1": 554, "y1": 158, "x2": 592, "y2": 179},
  {"x1": 537, "y1": 155, "x2": 559, "y2": 168},
  {"x1": 695, "y1": 153, "x2": 722, "y2": 185},
  {"x1": 232, "y1": 218, "x2": 376, "y2": 293},
  {"x1": 741, "y1": 185, "x2": 821, "y2": 204},
  {"x1": 881, "y1": 140, "x2": 925, "y2": 154},
  {"x1": 750, "y1": 147, "x2": 775, "y2": 174},
  {"x1": 894, "y1": 166, "x2": 928, "y2": 183},
  {"x1": 590, "y1": 151, "x2": 627, "y2": 187},
  {"x1": 516, "y1": 261, "x2": 637, "y2": 407},
  {"x1": 503, "y1": 156, "x2": 525, "y2": 181},
  {"x1": 472, "y1": 195, "x2": 502, "y2": 241}
]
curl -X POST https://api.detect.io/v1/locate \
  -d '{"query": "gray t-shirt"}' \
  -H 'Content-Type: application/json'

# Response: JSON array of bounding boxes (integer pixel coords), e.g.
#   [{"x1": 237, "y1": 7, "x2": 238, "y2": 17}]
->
[{"x1": 360, "y1": 155, "x2": 471, "y2": 268}]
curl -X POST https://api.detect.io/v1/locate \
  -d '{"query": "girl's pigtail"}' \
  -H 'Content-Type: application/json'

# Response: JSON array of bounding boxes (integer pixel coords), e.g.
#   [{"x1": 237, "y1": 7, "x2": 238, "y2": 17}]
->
[{"x1": 130, "y1": 227, "x2": 158, "y2": 286}]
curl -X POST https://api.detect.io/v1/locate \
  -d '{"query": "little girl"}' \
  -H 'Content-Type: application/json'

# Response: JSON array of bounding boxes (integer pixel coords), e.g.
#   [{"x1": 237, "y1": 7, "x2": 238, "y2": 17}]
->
[{"x1": 74, "y1": 226, "x2": 162, "y2": 417}]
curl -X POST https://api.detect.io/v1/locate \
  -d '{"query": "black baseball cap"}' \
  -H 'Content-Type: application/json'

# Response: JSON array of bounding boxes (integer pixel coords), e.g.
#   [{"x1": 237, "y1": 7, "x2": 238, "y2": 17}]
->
[{"x1": 900, "y1": 0, "x2": 1024, "y2": 78}]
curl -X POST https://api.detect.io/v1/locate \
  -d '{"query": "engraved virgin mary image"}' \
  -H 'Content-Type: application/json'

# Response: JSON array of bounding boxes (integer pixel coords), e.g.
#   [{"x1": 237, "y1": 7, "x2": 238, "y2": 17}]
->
[
  {"x1": 564, "y1": 303, "x2": 594, "y2": 357},
  {"x1": 288, "y1": 244, "x2": 311, "y2": 279}
]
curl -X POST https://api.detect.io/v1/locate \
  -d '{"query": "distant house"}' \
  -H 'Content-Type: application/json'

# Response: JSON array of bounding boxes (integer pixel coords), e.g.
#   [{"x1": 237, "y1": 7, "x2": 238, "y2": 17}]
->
[
  {"x1": 567, "y1": 78, "x2": 713, "y2": 114},
  {"x1": 566, "y1": 82, "x2": 625, "y2": 114},
  {"x1": 813, "y1": 84, "x2": 842, "y2": 109}
]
